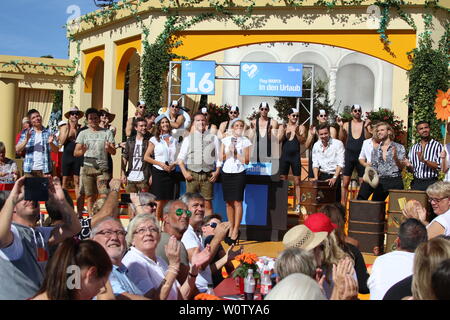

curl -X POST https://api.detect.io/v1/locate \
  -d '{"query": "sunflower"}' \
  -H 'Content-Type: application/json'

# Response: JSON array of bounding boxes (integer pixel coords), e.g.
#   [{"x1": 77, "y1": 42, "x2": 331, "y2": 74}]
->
[{"x1": 434, "y1": 89, "x2": 450, "y2": 121}]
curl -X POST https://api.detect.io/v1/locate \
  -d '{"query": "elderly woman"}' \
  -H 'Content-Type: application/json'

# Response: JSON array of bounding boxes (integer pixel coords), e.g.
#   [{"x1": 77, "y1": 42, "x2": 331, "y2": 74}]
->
[
  {"x1": 403, "y1": 181, "x2": 450, "y2": 239},
  {"x1": 121, "y1": 214, "x2": 208, "y2": 300}
]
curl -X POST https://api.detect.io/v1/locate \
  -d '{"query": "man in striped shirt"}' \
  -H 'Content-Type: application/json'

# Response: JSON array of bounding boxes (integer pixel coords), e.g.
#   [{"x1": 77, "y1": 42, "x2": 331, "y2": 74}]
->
[{"x1": 405, "y1": 121, "x2": 443, "y2": 191}]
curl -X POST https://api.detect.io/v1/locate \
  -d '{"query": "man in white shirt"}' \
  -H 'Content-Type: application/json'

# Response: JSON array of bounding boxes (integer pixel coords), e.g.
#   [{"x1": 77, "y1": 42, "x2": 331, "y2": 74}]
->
[
  {"x1": 180, "y1": 193, "x2": 231, "y2": 292},
  {"x1": 357, "y1": 133, "x2": 380, "y2": 200},
  {"x1": 311, "y1": 124, "x2": 345, "y2": 202},
  {"x1": 367, "y1": 218, "x2": 427, "y2": 300},
  {"x1": 178, "y1": 112, "x2": 221, "y2": 215}
]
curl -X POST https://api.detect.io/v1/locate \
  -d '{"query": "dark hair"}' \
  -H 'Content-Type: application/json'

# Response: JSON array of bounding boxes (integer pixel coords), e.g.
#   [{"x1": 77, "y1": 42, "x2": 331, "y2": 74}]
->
[
  {"x1": 27, "y1": 109, "x2": 40, "y2": 118},
  {"x1": 150, "y1": 116, "x2": 171, "y2": 142},
  {"x1": 416, "y1": 121, "x2": 430, "y2": 128},
  {"x1": 45, "y1": 189, "x2": 74, "y2": 221},
  {"x1": 193, "y1": 112, "x2": 206, "y2": 120},
  {"x1": 398, "y1": 218, "x2": 428, "y2": 252},
  {"x1": 431, "y1": 258, "x2": 450, "y2": 300},
  {"x1": 35, "y1": 238, "x2": 112, "y2": 300},
  {"x1": 320, "y1": 203, "x2": 346, "y2": 247},
  {"x1": 0, "y1": 191, "x2": 11, "y2": 210},
  {"x1": 317, "y1": 123, "x2": 330, "y2": 132},
  {"x1": 85, "y1": 108, "x2": 100, "y2": 118},
  {"x1": 133, "y1": 117, "x2": 147, "y2": 128},
  {"x1": 144, "y1": 112, "x2": 157, "y2": 119},
  {"x1": 202, "y1": 214, "x2": 223, "y2": 226}
]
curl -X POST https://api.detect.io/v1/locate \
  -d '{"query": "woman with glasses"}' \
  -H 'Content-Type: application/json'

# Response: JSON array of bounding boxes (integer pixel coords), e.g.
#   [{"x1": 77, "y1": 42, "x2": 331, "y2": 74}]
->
[
  {"x1": 220, "y1": 118, "x2": 252, "y2": 244},
  {"x1": 122, "y1": 214, "x2": 205, "y2": 300},
  {"x1": 125, "y1": 101, "x2": 146, "y2": 138},
  {"x1": 218, "y1": 105, "x2": 240, "y2": 139},
  {"x1": 144, "y1": 115, "x2": 178, "y2": 220},
  {"x1": 403, "y1": 181, "x2": 450, "y2": 239},
  {"x1": 278, "y1": 108, "x2": 306, "y2": 212}
]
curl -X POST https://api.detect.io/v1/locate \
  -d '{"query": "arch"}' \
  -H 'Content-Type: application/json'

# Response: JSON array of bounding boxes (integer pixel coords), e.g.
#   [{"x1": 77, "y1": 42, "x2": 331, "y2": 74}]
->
[
  {"x1": 288, "y1": 50, "x2": 331, "y2": 75},
  {"x1": 115, "y1": 36, "x2": 142, "y2": 90},
  {"x1": 337, "y1": 51, "x2": 381, "y2": 82},
  {"x1": 84, "y1": 56, "x2": 104, "y2": 93},
  {"x1": 335, "y1": 64, "x2": 375, "y2": 112},
  {"x1": 173, "y1": 30, "x2": 416, "y2": 70}
]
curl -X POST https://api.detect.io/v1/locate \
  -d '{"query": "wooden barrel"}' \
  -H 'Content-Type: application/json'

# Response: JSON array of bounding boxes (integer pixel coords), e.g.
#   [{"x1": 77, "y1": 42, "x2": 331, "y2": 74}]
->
[
  {"x1": 298, "y1": 180, "x2": 336, "y2": 224},
  {"x1": 385, "y1": 189, "x2": 429, "y2": 253},
  {"x1": 348, "y1": 200, "x2": 386, "y2": 255}
]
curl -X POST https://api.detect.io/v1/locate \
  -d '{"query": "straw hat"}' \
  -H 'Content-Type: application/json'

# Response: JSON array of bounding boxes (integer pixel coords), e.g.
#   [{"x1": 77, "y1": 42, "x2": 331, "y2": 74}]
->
[
  {"x1": 64, "y1": 106, "x2": 84, "y2": 119},
  {"x1": 282, "y1": 225, "x2": 328, "y2": 251},
  {"x1": 99, "y1": 108, "x2": 116, "y2": 122},
  {"x1": 363, "y1": 166, "x2": 379, "y2": 188}
]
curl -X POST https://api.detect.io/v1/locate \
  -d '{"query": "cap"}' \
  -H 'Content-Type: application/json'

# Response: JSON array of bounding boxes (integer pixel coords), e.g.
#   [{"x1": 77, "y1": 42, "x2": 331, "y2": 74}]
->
[
  {"x1": 351, "y1": 104, "x2": 362, "y2": 111},
  {"x1": 304, "y1": 213, "x2": 337, "y2": 234}
]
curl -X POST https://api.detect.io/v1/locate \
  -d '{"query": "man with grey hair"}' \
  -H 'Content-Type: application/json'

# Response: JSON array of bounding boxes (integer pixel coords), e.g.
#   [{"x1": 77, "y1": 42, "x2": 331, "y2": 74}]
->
[
  {"x1": 180, "y1": 192, "x2": 231, "y2": 292},
  {"x1": 156, "y1": 199, "x2": 192, "y2": 283},
  {"x1": 91, "y1": 217, "x2": 150, "y2": 300},
  {"x1": 275, "y1": 247, "x2": 317, "y2": 281},
  {"x1": 128, "y1": 192, "x2": 157, "y2": 220}
]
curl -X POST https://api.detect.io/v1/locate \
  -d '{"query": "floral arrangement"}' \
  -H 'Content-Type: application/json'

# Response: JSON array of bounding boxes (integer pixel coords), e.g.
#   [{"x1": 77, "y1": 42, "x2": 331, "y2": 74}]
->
[
  {"x1": 194, "y1": 293, "x2": 222, "y2": 300},
  {"x1": 206, "y1": 103, "x2": 230, "y2": 127},
  {"x1": 232, "y1": 253, "x2": 260, "y2": 279},
  {"x1": 366, "y1": 108, "x2": 406, "y2": 144},
  {"x1": 434, "y1": 89, "x2": 450, "y2": 121}
]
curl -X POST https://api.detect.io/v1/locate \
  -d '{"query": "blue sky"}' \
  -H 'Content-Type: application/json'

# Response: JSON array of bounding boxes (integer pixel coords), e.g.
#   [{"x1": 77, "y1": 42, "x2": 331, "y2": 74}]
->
[{"x1": 0, "y1": 0, "x2": 100, "y2": 59}]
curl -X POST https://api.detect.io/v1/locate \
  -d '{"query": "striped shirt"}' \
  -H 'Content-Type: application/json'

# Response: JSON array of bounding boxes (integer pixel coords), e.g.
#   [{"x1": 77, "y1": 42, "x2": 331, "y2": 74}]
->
[{"x1": 408, "y1": 139, "x2": 442, "y2": 179}]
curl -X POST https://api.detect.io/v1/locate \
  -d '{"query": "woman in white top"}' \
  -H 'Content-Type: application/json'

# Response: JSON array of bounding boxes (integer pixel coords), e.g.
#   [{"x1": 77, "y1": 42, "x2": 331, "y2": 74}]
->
[
  {"x1": 122, "y1": 214, "x2": 200, "y2": 300},
  {"x1": 403, "y1": 181, "x2": 450, "y2": 238},
  {"x1": 220, "y1": 118, "x2": 252, "y2": 244},
  {"x1": 144, "y1": 115, "x2": 178, "y2": 220}
]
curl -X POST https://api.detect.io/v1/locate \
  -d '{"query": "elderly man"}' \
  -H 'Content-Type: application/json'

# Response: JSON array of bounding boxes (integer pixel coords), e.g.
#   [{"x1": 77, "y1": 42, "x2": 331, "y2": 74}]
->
[
  {"x1": 0, "y1": 176, "x2": 81, "y2": 299},
  {"x1": 178, "y1": 112, "x2": 221, "y2": 216},
  {"x1": 311, "y1": 124, "x2": 345, "y2": 202},
  {"x1": 16, "y1": 109, "x2": 59, "y2": 177},
  {"x1": 91, "y1": 217, "x2": 150, "y2": 300},
  {"x1": 180, "y1": 193, "x2": 230, "y2": 292}
]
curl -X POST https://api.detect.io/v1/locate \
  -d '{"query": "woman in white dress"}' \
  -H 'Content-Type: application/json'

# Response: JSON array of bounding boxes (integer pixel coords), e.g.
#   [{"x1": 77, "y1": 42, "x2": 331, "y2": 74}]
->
[{"x1": 220, "y1": 118, "x2": 252, "y2": 244}]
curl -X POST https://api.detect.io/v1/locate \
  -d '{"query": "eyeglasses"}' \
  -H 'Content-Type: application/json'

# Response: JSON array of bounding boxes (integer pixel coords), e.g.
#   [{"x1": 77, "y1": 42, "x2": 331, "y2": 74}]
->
[
  {"x1": 205, "y1": 222, "x2": 217, "y2": 228},
  {"x1": 138, "y1": 202, "x2": 157, "y2": 208},
  {"x1": 428, "y1": 197, "x2": 448, "y2": 204},
  {"x1": 175, "y1": 208, "x2": 192, "y2": 217},
  {"x1": 134, "y1": 227, "x2": 159, "y2": 235},
  {"x1": 229, "y1": 111, "x2": 238, "y2": 115},
  {"x1": 260, "y1": 108, "x2": 269, "y2": 111},
  {"x1": 97, "y1": 230, "x2": 127, "y2": 237}
]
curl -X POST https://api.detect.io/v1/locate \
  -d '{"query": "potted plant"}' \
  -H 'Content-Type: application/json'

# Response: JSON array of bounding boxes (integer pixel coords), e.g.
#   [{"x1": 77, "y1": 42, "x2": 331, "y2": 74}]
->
[{"x1": 232, "y1": 253, "x2": 260, "y2": 294}]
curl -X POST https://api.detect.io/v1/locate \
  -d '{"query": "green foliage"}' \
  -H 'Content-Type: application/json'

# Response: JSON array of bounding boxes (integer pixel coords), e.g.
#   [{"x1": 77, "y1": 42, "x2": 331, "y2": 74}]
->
[
  {"x1": 407, "y1": 13, "x2": 449, "y2": 143},
  {"x1": 366, "y1": 108, "x2": 406, "y2": 143},
  {"x1": 52, "y1": 91, "x2": 63, "y2": 113},
  {"x1": 206, "y1": 103, "x2": 230, "y2": 127}
]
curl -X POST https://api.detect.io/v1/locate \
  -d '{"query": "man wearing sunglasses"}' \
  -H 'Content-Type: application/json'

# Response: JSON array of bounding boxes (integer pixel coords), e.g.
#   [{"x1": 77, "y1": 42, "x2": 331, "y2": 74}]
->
[
  {"x1": 125, "y1": 101, "x2": 146, "y2": 138},
  {"x1": 249, "y1": 102, "x2": 280, "y2": 163},
  {"x1": 218, "y1": 106, "x2": 242, "y2": 139},
  {"x1": 128, "y1": 192, "x2": 157, "y2": 219},
  {"x1": 337, "y1": 104, "x2": 372, "y2": 207}
]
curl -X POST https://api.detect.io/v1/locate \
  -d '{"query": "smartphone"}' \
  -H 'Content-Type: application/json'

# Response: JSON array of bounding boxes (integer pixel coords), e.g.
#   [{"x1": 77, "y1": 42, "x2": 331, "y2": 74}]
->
[
  {"x1": 24, "y1": 177, "x2": 49, "y2": 201},
  {"x1": 121, "y1": 193, "x2": 131, "y2": 204}
]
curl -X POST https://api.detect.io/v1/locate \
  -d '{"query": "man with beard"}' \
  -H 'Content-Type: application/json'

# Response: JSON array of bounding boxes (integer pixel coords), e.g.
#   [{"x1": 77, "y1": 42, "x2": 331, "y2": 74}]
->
[
  {"x1": 337, "y1": 104, "x2": 372, "y2": 206},
  {"x1": 370, "y1": 122, "x2": 406, "y2": 201},
  {"x1": 404, "y1": 121, "x2": 443, "y2": 191}
]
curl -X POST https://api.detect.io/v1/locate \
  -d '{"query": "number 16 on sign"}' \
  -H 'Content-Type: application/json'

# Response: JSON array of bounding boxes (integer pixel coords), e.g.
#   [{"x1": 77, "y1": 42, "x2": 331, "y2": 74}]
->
[{"x1": 181, "y1": 60, "x2": 216, "y2": 95}]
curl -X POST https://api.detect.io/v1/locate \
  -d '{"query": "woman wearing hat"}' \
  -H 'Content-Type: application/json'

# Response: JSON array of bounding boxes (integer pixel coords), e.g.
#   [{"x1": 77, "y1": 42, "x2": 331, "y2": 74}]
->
[
  {"x1": 144, "y1": 115, "x2": 179, "y2": 220},
  {"x1": 59, "y1": 107, "x2": 84, "y2": 209},
  {"x1": 220, "y1": 118, "x2": 252, "y2": 244},
  {"x1": 278, "y1": 108, "x2": 307, "y2": 213}
]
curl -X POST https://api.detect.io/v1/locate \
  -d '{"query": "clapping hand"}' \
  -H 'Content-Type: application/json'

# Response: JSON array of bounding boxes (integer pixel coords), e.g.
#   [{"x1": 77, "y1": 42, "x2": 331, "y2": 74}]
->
[
  {"x1": 165, "y1": 235, "x2": 181, "y2": 267},
  {"x1": 191, "y1": 244, "x2": 211, "y2": 269}
]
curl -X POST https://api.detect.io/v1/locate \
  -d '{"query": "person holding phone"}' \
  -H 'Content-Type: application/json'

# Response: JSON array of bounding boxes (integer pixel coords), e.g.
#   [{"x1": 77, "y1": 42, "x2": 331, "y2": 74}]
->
[
  {"x1": 220, "y1": 118, "x2": 252, "y2": 244},
  {"x1": 74, "y1": 108, "x2": 116, "y2": 216},
  {"x1": 16, "y1": 109, "x2": 59, "y2": 177},
  {"x1": 144, "y1": 115, "x2": 178, "y2": 220}
]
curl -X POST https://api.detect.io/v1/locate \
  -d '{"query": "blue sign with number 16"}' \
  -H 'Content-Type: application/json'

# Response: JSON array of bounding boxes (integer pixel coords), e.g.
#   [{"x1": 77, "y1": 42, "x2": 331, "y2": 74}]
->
[{"x1": 181, "y1": 60, "x2": 216, "y2": 95}]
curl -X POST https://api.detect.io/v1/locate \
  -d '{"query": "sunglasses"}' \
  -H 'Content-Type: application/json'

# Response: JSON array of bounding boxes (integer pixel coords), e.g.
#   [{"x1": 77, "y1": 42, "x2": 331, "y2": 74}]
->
[
  {"x1": 205, "y1": 222, "x2": 217, "y2": 228},
  {"x1": 229, "y1": 111, "x2": 238, "y2": 115},
  {"x1": 175, "y1": 208, "x2": 192, "y2": 217},
  {"x1": 69, "y1": 112, "x2": 79, "y2": 116},
  {"x1": 319, "y1": 114, "x2": 327, "y2": 118},
  {"x1": 260, "y1": 108, "x2": 269, "y2": 111},
  {"x1": 139, "y1": 202, "x2": 157, "y2": 208},
  {"x1": 171, "y1": 105, "x2": 180, "y2": 109},
  {"x1": 353, "y1": 110, "x2": 362, "y2": 113},
  {"x1": 291, "y1": 114, "x2": 299, "y2": 118}
]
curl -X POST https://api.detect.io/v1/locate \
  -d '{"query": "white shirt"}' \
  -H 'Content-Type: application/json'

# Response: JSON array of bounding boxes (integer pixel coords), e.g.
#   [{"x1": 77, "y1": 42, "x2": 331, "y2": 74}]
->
[
  {"x1": 177, "y1": 130, "x2": 222, "y2": 168},
  {"x1": 312, "y1": 137, "x2": 345, "y2": 174},
  {"x1": 359, "y1": 138, "x2": 375, "y2": 163},
  {"x1": 122, "y1": 247, "x2": 179, "y2": 300},
  {"x1": 428, "y1": 208, "x2": 450, "y2": 236},
  {"x1": 149, "y1": 136, "x2": 178, "y2": 171},
  {"x1": 127, "y1": 138, "x2": 144, "y2": 182},
  {"x1": 221, "y1": 136, "x2": 252, "y2": 174},
  {"x1": 367, "y1": 250, "x2": 414, "y2": 300},
  {"x1": 32, "y1": 132, "x2": 44, "y2": 171},
  {"x1": 181, "y1": 225, "x2": 213, "y2": 292}
]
